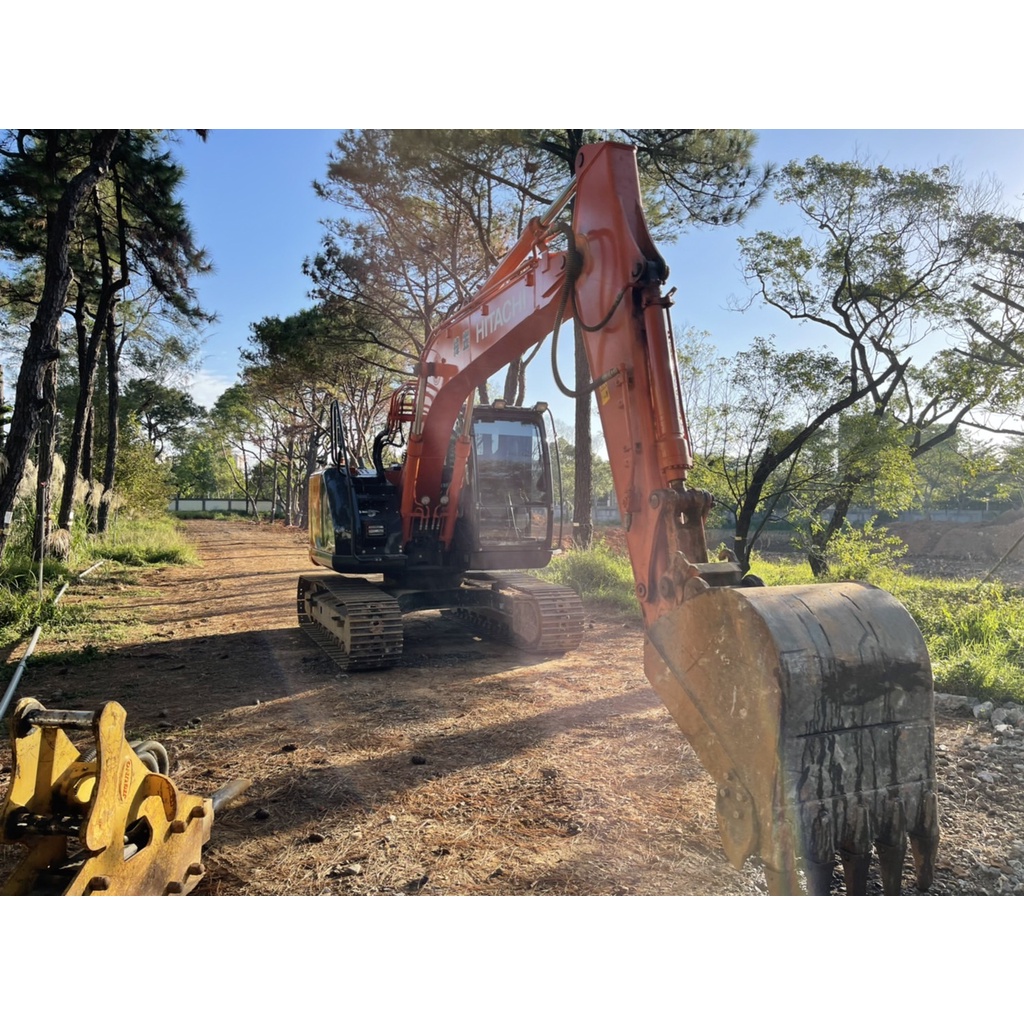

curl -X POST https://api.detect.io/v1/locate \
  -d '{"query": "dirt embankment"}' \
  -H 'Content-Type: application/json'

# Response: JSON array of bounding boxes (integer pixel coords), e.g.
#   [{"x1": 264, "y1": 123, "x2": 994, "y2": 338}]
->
[
  {"x1": 890, "y1": 510, "x2": 1024, "y2": 584},
  {"x1": 1, "y1": 519, "x2": 1021, "y2": 896}
]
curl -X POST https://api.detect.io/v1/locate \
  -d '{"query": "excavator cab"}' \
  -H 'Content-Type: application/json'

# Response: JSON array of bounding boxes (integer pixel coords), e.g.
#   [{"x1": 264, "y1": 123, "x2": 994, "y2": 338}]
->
[
  {"x1": 308, "y1": 401, "x2": 561, "y2": 576},
  {"x1": 458, "y1": 404, "x2": 557, "y2": 570}
]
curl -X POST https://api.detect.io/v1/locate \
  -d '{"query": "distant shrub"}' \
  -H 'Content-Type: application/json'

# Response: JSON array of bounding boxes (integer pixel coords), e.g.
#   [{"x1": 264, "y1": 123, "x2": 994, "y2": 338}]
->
[{"x1": 792, "y1": 517, "x2": 908, "y2": 583}]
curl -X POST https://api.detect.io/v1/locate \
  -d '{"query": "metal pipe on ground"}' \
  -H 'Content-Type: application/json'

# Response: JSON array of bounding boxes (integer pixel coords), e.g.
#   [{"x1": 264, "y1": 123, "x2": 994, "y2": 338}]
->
[{"x1": 210, "y1": 779, "x2": 252, "y2": 814}]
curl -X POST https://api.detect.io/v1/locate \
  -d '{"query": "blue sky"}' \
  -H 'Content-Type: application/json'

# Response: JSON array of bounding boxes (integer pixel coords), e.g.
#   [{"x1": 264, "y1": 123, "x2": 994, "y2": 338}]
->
[{"x1": 175, "y1": 130, "x2": 1024, "y2": 425}]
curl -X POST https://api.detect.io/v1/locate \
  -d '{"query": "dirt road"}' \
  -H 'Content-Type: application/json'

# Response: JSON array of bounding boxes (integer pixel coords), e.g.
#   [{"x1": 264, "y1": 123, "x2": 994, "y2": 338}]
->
[{"x1": 2, "y1": 520, "x2": 1020, "y2": 896}]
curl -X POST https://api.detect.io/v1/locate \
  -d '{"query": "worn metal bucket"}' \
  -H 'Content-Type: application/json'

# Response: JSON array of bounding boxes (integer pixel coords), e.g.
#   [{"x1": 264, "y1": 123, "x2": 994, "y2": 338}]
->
[{"x1": 644, "y1": 581, "x2": 938, "y2": 895}]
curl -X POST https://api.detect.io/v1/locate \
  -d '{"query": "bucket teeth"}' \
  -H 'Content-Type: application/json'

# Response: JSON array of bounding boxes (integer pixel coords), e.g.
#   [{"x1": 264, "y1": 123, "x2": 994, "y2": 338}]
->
[
  {"x1": 875, "y1": 795, "x2": 908, "y2": 896},
  {"x1": 803, "y1": 861, "x2": 835, "y2": 896},
  {"x1": 839, "y1": 804, "x2": 872, "y2": 896},
  {"x1": 763, "y1": 866, "x2": 803, "y2": 896},
  {"x1": 909, "y1": 791, "x2": 940, "y2": 892},
  {"x1": 804, "y1": 808, "x2": 836, "y2": 896}
]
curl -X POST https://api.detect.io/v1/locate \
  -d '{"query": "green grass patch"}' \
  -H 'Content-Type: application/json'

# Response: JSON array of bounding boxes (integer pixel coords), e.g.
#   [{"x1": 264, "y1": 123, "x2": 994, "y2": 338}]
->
[
  {"x1": 536, "y1": 542, "x2": 640, "y2": 615},
  {"x1": 747, "y1": 552, "x2": 815, "y2": 587},
  {"x1": 541, "y1": 538, "x2": 1024, "y2": 703},
  {"x1": 0, "y1": 553, "x2": 79, "y2": 647},
  {"x1": 750, "y1": 551, "x2": 1024, "y2": 702},
  {"x1": 81, "y1": 517, "x2": 198, "y2": 566},
  {"x1": 888, "y1": 576, "x2": 1024, "y2": 702},
  {"x1": 0, "y1": 515, "x2": 195, "y2": 650}
]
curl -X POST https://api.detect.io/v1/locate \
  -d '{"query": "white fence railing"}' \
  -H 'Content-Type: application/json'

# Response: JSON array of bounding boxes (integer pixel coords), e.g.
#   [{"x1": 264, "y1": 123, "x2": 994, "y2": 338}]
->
[{"x1": 168, "y1": 497, "x2": 276, "y2": 514}]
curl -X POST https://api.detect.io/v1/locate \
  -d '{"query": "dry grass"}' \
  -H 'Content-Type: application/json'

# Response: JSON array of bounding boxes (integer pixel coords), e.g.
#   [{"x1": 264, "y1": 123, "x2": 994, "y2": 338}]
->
[
  {"x1": 160, "y1": 629, "x2": 764, "y2": 897},
  {"x1": 0, "y1": 521, "x2": 777, "y2": 896}
]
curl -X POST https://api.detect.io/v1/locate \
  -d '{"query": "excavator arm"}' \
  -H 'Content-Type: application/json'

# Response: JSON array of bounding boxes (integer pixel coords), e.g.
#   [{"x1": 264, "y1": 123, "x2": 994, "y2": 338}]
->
[
  {"x1": 403, "y1": 144, "x2": 712, "y2": 593},
  {"x1": 391, "y1": 143, "x2": 939, "y2": 894}
]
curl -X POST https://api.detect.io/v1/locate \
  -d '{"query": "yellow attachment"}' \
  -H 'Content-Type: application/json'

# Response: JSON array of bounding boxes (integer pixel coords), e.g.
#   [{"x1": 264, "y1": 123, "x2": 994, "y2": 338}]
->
[
  {"x1": 1, "y1": 699, "x2": 213, "y2": 896},
  {"x1": 645, "y1": 581, "x2": 939, "y2": 895}
]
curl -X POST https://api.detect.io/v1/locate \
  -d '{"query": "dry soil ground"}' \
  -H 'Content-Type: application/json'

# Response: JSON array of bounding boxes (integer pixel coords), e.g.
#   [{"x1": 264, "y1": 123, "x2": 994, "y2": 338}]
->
[{"x1": 2, "y1": 519, "x2": 1021, "y2": 896}]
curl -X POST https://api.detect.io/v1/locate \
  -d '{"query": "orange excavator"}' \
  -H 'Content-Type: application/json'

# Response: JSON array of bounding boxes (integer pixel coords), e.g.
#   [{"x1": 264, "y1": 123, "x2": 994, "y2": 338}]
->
[{"x1": 299, "y1": 142, "x2": 938, "y2": 895}]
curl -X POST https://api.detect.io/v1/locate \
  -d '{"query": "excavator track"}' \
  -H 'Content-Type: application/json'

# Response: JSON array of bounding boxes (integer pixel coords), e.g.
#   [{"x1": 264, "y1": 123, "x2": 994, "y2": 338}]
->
[
  {"x1": 452, "y1": 572, "x2": 585, "y2": 655},
  {"x1": 297, "y1": 574, "x2": 403, "y2": 672}
]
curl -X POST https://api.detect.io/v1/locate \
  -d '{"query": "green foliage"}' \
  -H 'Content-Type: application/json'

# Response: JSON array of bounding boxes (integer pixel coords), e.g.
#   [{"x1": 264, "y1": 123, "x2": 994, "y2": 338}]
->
[
  {"x1": 0, "y1": 582, "x2": 89, "y2": 647},
  {"x1": 752, "y1": 158, "x2": 967, "y2": 328},
  {"x1": 999, "y1": 438, "x2": 1024, "y2": 507},
  {"x1": 750, "y1": 551, "x2": 1024, "y2": 702},
  {"x1": 536, "y1": 542, "x2": 639, "y2": 614},
  {"x1": 0, "y1": 511, "x2": 195, "y2": 648},
  {"x1": 121, "y1": 379, "x2": 204, "y2": 457},
  {"x1": 893, "y1": 577, "x2": 1024, "y2": 702},
  {"x1": 829, "y1": 410, "x2": 917, "y2": 515},
  {"x1": 726, "y1": 154, "x2": 1022, "y2": 564},
  {"x1": 801, "y1": 518, "x2": 909, "y2": 582},
  {"x1": 113, "y1": 426, "x2": 176, "y2": 517},
  {"x1": 746, "y1": 553, "x2": 815, "y2": 587},
  {"x1": 537, "y1": 535, "x2": 1024, "y2": 700},
  {"x1": 914, "y1": 433, "x2": 1007, "y2": 512},
  {"x1": 172, "y1": 428, "x2": 242, "y2": 498},
  {"x1": 82, "y1": 517, "x2": 196, "y2": 566},
  {"x1": 0, "y1": 545, "x2": 79, "y2": 644}
]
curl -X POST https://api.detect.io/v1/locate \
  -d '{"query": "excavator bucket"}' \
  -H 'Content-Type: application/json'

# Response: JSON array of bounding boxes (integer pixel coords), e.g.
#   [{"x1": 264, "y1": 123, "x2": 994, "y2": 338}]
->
[{"x1": 644, "y1": 581, "x2": 938, "y2": 895}]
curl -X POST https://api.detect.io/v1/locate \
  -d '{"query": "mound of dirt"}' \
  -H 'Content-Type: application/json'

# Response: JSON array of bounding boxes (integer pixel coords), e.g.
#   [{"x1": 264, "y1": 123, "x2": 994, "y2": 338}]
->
[{"x1": 893, "y1": 511, "x2": 1024, "y2": 562}]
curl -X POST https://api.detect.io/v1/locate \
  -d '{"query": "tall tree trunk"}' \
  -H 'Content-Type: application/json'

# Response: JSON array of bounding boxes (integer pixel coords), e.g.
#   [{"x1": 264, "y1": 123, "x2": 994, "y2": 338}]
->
[
  {"x1": 83, "y1": 405, "x2": 97, "y2": 533},
  {"x1": 59, "y1": 297, "x2": 108, "y2": 530},
  {"x1": 285, "y1": 434, "x2": 295, "y2": 527},
  {"x1": 32, "y1": 361, "x2": 59, "y2": 560},
  {"x1": 97, "y1": 311, "x2": 121, "y2": 534},
  {"x1": 60, "y1": 190, "x2": 125, "y2": 531},
  {"x1": 732, "y1": 452, "x2": 781, "y2": 574},
  {"x1": 59, "y1": 345, "x2": 102, "y2": 530},
  {"x1": 808, "y1": 485, "x2": 855, "y2": 578},
  {"x1": 501, "y1": 358, "x2": 523, "y2": 405},
  {"x1": 269, "y1": 424, "x2": 280, "y2": 524},
  {"x1": 0, "y1": 130, "x2": 119, "y2": 558}
]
